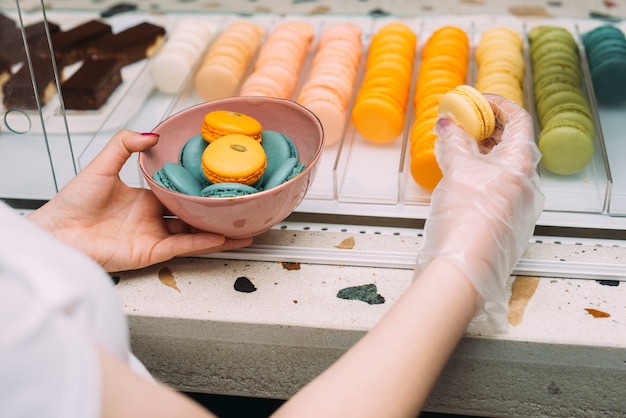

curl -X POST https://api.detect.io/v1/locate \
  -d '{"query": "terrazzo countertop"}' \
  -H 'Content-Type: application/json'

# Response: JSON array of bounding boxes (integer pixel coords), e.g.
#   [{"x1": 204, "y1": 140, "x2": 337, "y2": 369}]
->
[
  {"x1": 116, "y1": 223, "x2": 626, "y2": 417},
  {"x1": 3, "y1": 1, "x2": 625, "y2": 416}
]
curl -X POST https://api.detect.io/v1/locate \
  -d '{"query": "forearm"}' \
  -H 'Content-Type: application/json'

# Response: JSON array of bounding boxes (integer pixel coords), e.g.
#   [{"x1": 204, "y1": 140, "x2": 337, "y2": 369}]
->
[{"x1": 273, "y1": 258, "x2": 477, "y2": 418}]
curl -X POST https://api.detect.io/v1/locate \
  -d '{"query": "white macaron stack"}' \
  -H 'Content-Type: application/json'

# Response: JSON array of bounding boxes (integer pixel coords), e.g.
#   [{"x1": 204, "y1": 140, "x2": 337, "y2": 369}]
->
[{"x1": 149, "y1": 19, "x2": 215, "y2": 94}]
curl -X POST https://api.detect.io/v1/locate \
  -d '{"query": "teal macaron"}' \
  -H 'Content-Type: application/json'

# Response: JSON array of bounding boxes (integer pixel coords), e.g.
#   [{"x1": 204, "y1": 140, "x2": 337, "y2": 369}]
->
[
  {"x1": 200, "y1": 182, "x2": 259, "y2": 197},
  {"x1": 179, "y1": 134, "x2": 211, "y2": 187},
  {"x1": 153, "y1": 161, "x2": 204, "y2": 196},
  {"x1": 260, "y1": 130, "x2": 299, "y2": 180},
  {"x1": 583, "y1": 24, "x2": 626, "y2": 105},
  {"x1": 262, "y1": 157, "x2": 299, "y2": 190}
]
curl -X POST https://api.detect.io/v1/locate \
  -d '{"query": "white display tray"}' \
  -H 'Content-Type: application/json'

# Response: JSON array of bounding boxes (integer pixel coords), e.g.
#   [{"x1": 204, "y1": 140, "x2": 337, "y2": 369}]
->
[{"x1": 4, "y1": 12, "x2": 626, "y2": 230}]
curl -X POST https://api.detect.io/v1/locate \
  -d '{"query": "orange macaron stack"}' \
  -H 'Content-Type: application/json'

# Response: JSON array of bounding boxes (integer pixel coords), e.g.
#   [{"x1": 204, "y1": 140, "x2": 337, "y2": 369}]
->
[
  {"x1": 475, "y1": 26, "x2": 525, "y2": 106},
  {"x1": 409, "y1": 25, "x2": 469, "y2": 192},
  {"x1": 351, "y1": 22, "x2": 417, "y2": 144},
  {"x1": 194, "y1": 21, "x2": 265, "y2": 101},
  {"x1": 297, "y1": 22, "x2": 363, "y2": 146},
  {"x1": 239, "y1": 20, "x2": 315, "y2": 99}
]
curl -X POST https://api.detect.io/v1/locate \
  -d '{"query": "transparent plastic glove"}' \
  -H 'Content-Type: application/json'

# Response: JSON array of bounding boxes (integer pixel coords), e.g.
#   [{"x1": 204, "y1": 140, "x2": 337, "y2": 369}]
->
[{"x1": 415, "y1": 94, "x2": 545, "y2": 334}]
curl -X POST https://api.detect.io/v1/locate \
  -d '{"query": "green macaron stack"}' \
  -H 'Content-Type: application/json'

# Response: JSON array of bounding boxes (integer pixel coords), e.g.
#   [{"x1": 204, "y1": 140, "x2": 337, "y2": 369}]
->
[
  {"x1": 582, "y1": 24, "x2": 626, "y2": 106},
  {"x1": 529, "y1": 25, "x2": 595, "y2": 175}
]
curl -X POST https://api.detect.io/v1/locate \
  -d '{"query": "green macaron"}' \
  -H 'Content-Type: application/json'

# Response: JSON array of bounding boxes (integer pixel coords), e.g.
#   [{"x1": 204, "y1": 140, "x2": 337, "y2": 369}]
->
[
  {"x1": 535, "y1": 84, "x2": 590, "y2": 122},
  {"x1": 540, "y1": 102, "x2": 594, "y2": 135},
  {"x1": 538, "y1": 119, "x2": 594, "y2": 175}
]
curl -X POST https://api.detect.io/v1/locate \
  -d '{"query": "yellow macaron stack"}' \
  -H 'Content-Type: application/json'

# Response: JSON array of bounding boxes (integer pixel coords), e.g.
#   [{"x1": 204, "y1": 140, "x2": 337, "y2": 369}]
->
[
  {"x1": 297, "y1": 23, "x2": 363, "y2": 147},
  {"x1": 351, "y1": 22, "x2": 417, "y2": 144},
  {"x1": 475, "y1": 26, "x2": 525, "y2": 107},
  {"x1": 409, "y1": 25, "x2": 469, "y2": 192},
  {"x1": 239, "y1": 20, "x2": 315, "y2": 99},
  {"x1": 194, "y1": 21, "x2": 265, "y2": 101}
]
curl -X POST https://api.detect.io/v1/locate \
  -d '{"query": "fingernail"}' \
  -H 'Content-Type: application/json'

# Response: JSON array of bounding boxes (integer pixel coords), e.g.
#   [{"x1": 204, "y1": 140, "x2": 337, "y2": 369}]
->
[
  {"x1": 141, "y1": 132, "x2": 159, "y2": 137},
  {"x1": 436, "y1": 117, "x2": 451, "y2": 129}
]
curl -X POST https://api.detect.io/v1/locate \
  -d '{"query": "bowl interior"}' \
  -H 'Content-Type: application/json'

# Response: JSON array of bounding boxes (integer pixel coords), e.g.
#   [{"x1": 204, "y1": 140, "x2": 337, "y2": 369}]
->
[{"x1": 140, "y1": 96, "x2": 324, "y2": 182}]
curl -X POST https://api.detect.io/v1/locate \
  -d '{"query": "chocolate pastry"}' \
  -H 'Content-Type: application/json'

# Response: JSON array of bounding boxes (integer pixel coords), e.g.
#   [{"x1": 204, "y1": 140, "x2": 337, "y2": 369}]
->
[
  {"x1": 0, "y1": 56, "x2": 11, "y2": 97},
  {"x1": 0, "y1": 14, "x2": 23, "y2": 64},
  {"x1": 0, "y1": 20, "x2": 61, "y2": 65},
  {"x1": 3, "y1": 55, "x2": 59, "y2": 109},
  {"x1": 50, "y1": 19, "x2": 112, "y2": 66},
  {"x1": 61, "y1": 58, "x2": 122, "y2": 110},
  {"x1": 0, "y1": 13, "x2": 17, "y2": 37},
  {"x1": 87, "y1": 21, "x2": 166, "y2": 66}
]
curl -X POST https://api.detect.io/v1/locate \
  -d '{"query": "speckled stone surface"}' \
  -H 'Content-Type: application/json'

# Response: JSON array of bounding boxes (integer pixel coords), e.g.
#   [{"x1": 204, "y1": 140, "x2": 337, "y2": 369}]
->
[
  {"x1": 116, "y1": 224, "x2": 626, "y2": 417},
  {"x1": 11, "y1": 1, "x2": 624, "y2": 415}
]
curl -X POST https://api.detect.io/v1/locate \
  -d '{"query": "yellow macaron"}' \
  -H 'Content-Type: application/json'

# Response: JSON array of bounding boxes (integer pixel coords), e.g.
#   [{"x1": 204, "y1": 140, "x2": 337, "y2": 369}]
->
[
  {"x1": 201, "y1": 134, "x2": 267, "y2": 185},
  {"x1": 201, "y1": 110, "x2": 263, "y2": 143},
  {"x1": 438, "y1": 84, "x2": 496, "y2": 141}
]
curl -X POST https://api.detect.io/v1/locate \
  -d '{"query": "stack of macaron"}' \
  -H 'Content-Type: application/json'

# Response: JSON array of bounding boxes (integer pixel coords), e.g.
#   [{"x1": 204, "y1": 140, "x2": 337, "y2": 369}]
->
[
  {"x1": 296, "y1": 22, "x2": 362, "y2": 147},
  {"x1": 149, "y1": 19, "x2": 215, "y2": 94},
  {"x1": 529, "y1": 25, "x2": 595, "y2": 175},
  {"x1": 351, "y1": 22, "x2": 417, "y2": 144},
  {"x1": 582, "y1": 24, "x2": 626, "y2": 106},
  {"x1": 194, "y1": 21, "x2": 265, "y2": 101},
  {"x1": 153, "y1": 110, "x2": 305, "y2": 197},
  {"x1": 239, "y1": 20, "x2": 314, "y2": 99},
  {"x1": 475, "y1": 26, "x2": 525, "y2": 107},
  {"x1": 409, "y1": 25, "x2": 469, "y2": 192}
]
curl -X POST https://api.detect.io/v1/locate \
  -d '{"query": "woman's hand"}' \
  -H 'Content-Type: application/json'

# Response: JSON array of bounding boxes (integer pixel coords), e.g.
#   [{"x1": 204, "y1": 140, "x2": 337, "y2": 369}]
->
[
  {"x1": 415, "y1": 94, "x2": 545, "y2": 333},
  {"x1": 28, "y1": 129, "x2": 252, "y2": 272}
]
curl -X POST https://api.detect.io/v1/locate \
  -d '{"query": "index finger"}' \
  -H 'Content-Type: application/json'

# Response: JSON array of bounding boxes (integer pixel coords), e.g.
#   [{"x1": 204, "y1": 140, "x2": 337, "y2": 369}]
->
[
  {"x1": 83, "y1": 130, "x2": 159, "y2": 177},
  {"x1": 484, "y1": 94, "x2": 541, "y2": 178}
]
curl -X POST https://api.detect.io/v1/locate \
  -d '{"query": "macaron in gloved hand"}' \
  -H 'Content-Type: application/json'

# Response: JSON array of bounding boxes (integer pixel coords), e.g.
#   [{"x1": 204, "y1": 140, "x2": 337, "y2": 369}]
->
[
  {"x1": 437, "y1": 84, "x2": 496, "y2": 142},
  {"x1": 415, "y1": 94, "x2": 545, "y2": 334}
]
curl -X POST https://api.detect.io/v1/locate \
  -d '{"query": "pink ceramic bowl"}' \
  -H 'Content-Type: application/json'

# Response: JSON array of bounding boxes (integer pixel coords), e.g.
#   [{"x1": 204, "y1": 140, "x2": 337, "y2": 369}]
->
[{"x1": 139, "y1": 96, "x2": 324, "y2": 238}]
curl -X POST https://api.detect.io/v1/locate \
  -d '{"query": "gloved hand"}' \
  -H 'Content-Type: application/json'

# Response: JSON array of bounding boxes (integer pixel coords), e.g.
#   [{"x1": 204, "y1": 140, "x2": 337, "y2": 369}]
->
[{"x1": 414, "y1": 94, "x2": 545, "y2": 334}]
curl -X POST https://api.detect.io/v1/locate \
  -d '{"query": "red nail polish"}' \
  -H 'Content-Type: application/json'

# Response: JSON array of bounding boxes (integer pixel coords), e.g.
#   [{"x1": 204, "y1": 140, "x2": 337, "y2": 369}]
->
[{"x1": 141, "y1": 132, "x2": 159, "y2": 137}]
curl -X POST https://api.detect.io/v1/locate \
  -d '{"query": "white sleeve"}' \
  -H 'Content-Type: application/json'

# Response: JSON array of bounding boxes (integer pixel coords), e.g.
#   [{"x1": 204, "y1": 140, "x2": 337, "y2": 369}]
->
[{"x1": 0, "y1": 268, "x2": 101, "y2": 418}]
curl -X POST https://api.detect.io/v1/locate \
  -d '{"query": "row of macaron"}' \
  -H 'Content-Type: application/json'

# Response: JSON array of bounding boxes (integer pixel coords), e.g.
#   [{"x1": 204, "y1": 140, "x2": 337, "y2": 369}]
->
[
  {"x1": 148, "y1": 19, "x2": 624, "y2": 191},
  {"x1": 152, "y1": 110, "x2": 305, "y2": 198}
]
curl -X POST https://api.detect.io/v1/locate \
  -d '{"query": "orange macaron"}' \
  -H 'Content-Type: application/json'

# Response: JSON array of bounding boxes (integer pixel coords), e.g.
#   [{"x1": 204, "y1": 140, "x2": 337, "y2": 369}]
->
[
  {"x1": 201, "y1": 134, "x2": 267, "y2": 185},
  {"x1": 351, "y1": 22, "x2": 417, "y2": 144},
  {"x1": 200, "y1": 110, "x2": 263, "y2": 143},
  {"x1": 409, "y1": 25, "x2": 469, "y2": 192}
]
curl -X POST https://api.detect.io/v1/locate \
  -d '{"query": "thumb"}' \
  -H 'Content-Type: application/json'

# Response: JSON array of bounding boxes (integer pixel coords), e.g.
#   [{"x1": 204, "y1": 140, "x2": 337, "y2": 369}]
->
[
  {"x1": 434, "y1": 117, "x2": 479, "y2": 173},
  {"x1": 84, "y1": 130, "x2": 159, "y2": 177}
]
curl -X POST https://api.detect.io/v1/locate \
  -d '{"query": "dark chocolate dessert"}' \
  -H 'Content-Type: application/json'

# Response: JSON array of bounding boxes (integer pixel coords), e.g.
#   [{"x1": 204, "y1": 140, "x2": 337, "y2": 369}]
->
[
  {"x1": 87, "y1": 21, "x2": 166, "y2": 66},
  {"x1": 3, "y1": 55, "x2": 59, "y2": 109},
  {"x1": 61, "y1": 58, "x2": 122, "y2": 110},
  {"x1": 50, "y1": 19, "x2": 112, "y2": 66}
]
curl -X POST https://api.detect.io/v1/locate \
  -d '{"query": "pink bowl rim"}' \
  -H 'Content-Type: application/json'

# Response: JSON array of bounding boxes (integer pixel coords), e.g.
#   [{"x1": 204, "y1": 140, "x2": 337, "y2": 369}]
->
[{"x1": 138, "y1": 96, "x2": 325, "y2": 202}]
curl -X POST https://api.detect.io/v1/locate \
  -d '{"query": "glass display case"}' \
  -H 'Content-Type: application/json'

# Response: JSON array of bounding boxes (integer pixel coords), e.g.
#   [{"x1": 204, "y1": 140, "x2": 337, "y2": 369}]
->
[{"x1": 2, "y1": 4, "x2": 626, "y2": 234}]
